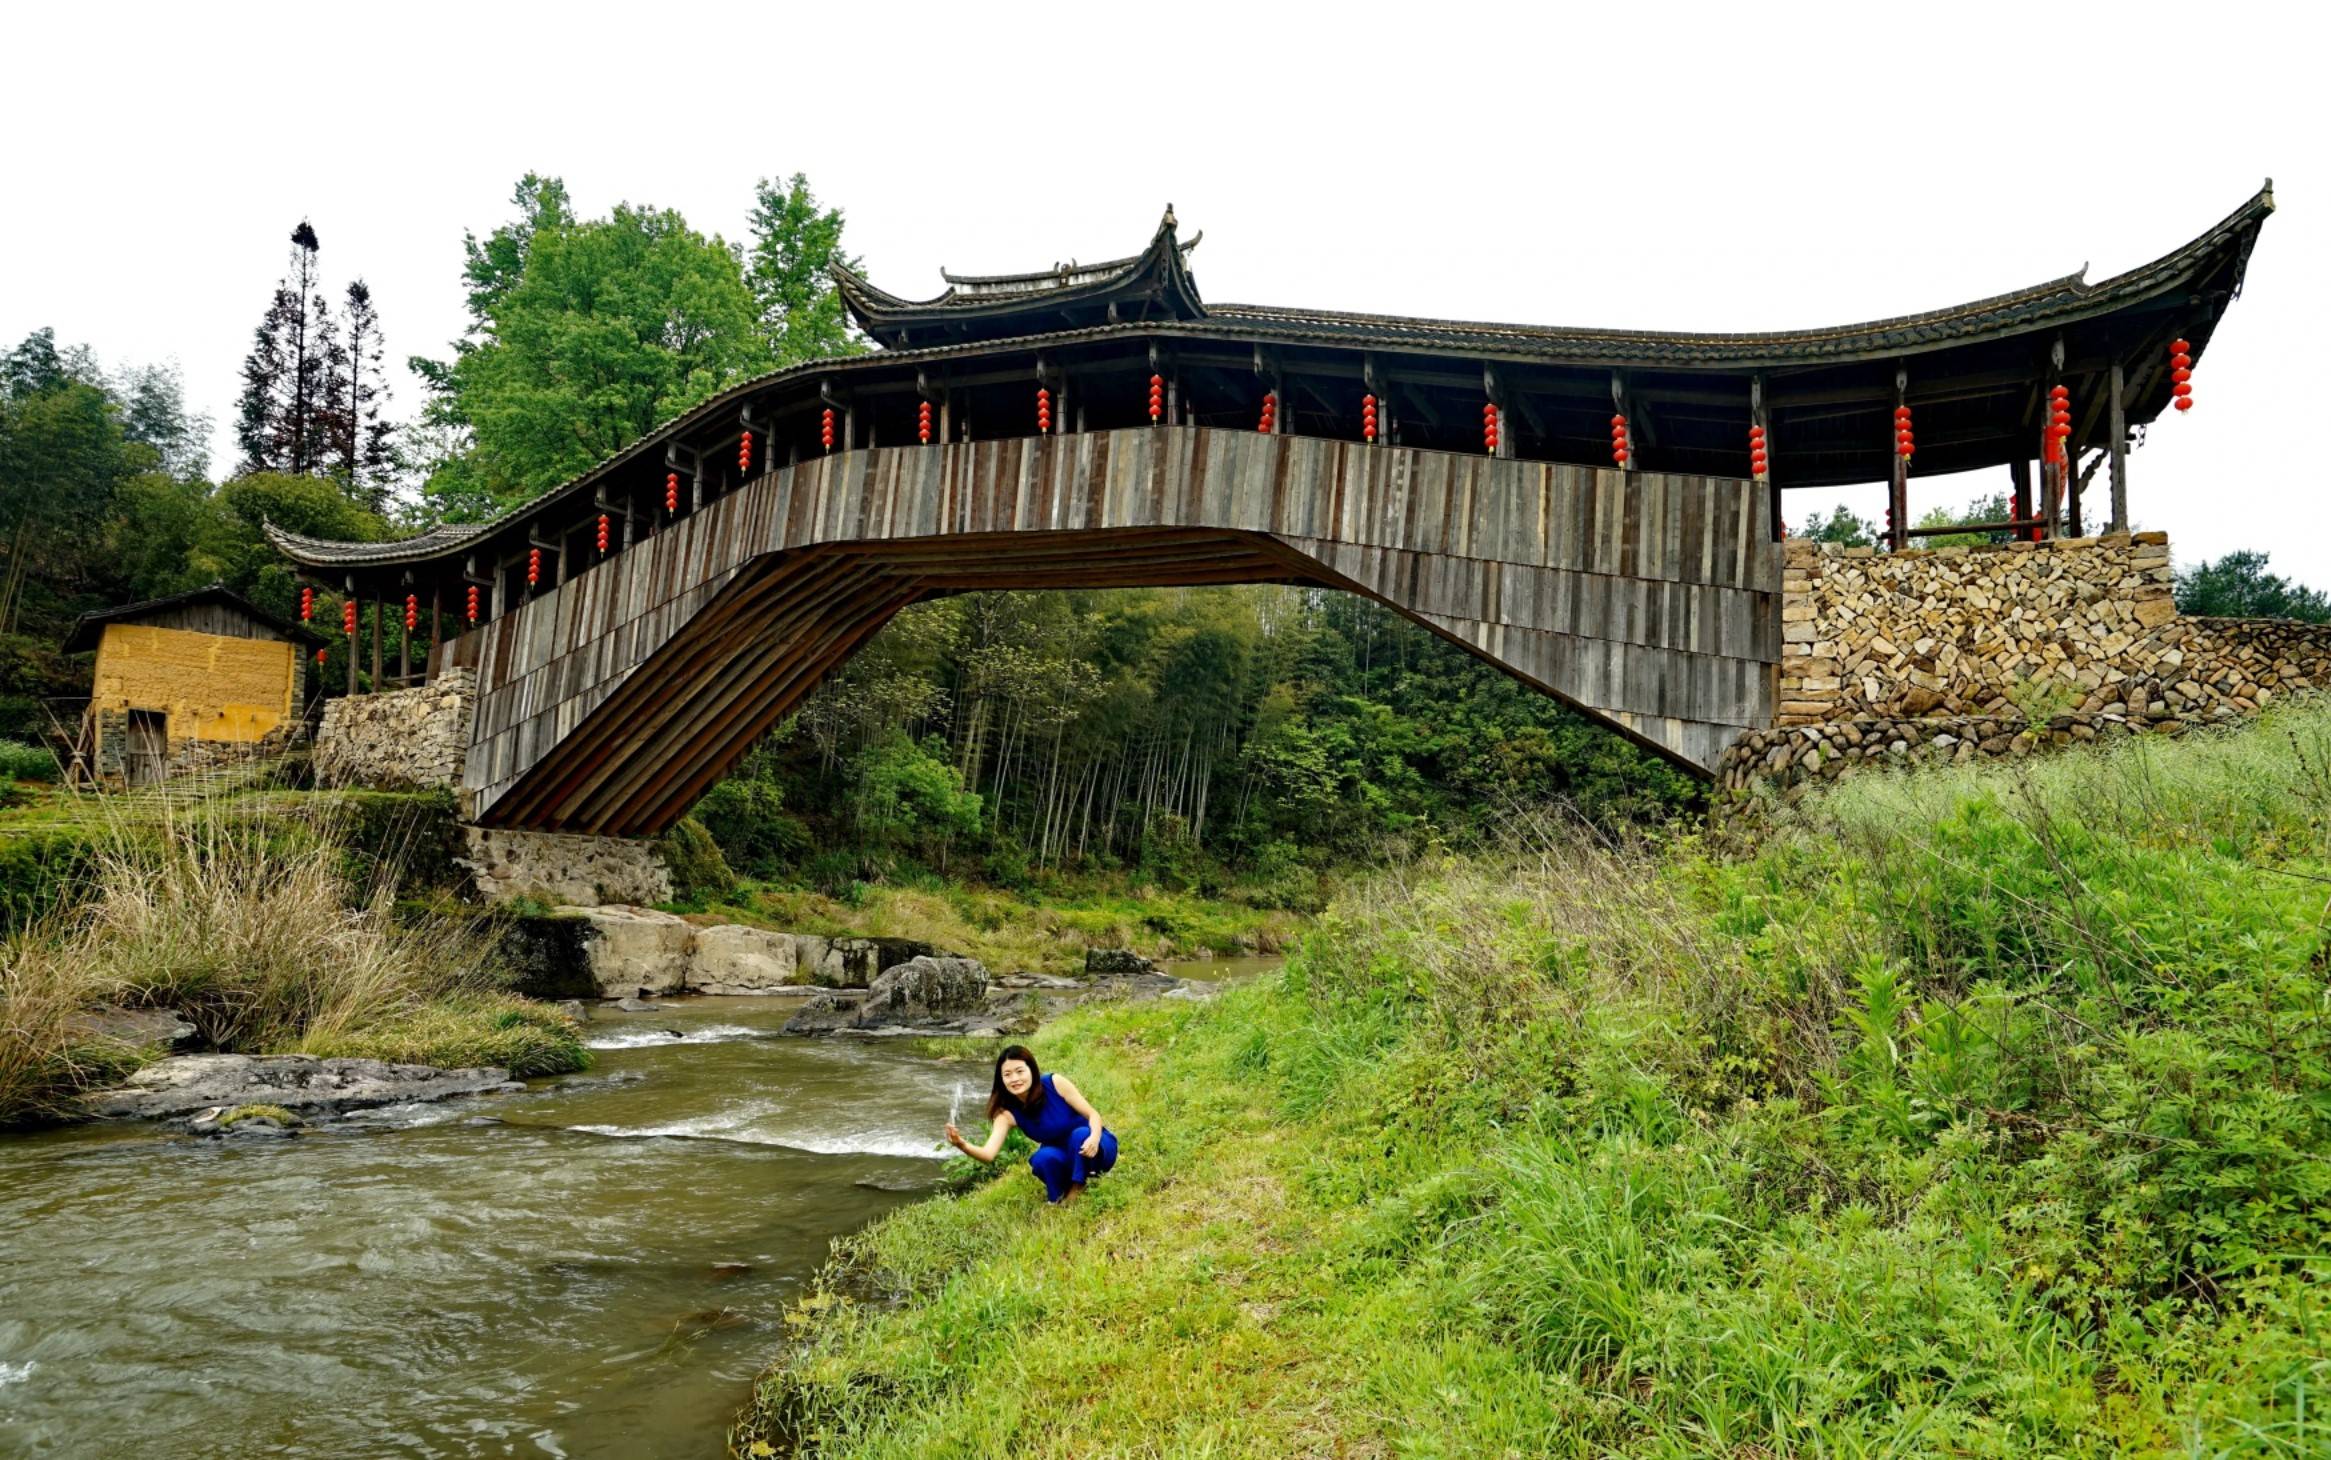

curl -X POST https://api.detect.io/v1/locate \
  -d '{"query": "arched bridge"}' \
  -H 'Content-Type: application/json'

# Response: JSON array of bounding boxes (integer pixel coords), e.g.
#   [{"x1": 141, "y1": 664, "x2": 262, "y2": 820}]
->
[
  {"x1": 269, "y1": 190, "x2": 2270, "y2": 836},
  {"x1": 445, "y1": 430, "x2": 1773, "y2": 834}
]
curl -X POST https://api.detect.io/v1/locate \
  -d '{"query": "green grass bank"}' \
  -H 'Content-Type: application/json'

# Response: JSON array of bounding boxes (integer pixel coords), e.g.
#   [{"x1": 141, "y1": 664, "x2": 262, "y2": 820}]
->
[{"x1": 732, "y1": 702, "x2": 2331, "y2": 1458}]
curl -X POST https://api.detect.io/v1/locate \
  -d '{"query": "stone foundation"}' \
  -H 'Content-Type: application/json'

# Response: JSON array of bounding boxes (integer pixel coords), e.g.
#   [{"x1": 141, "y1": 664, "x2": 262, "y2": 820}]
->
[
  {"x1": 458, "y1": 825, "x2": 673, "y2": 907},
  {"x1": 314, "y1": 669, "x2": 475, "y2": 791},
  {"x1": 1778, "y1": 533, "x2": 2331, "y2": 726},
  {"x1": 1716, "y1": 710, "x2": 2211, "y2": 798}
]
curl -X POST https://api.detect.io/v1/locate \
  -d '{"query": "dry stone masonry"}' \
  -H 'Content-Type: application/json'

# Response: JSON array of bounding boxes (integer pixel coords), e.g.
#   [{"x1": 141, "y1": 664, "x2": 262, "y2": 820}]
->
[
  {"x1": 458, "y1": 825, "x2": 674, "y2": 907},
  {"x1": 1725, "y1": 532, "x2": 2331, "y2": 796},
  {"x1": 313, "y1": 667, "x2": 476, "y2": 791}
]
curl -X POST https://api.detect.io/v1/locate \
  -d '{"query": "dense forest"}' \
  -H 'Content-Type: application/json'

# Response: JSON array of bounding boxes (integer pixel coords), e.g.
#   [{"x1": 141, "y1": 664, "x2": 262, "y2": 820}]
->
[{"x1": 4, "y1": 171, "x2": 2325, "y2": 894}]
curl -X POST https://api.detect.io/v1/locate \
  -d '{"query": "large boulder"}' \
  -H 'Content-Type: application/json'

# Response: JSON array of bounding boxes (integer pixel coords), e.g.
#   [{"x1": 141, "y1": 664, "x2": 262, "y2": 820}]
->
[
  {"x1": 80, "y1": 1054, "x2": 515, "y2": 1122},
  {"x1": 799, "y1": 935, "x2": 937, "y2": 989},
  {"x1": 689, "y1": 924, "x2": 803, "y2": 995},
  {"x1": 783, "y1": 955, "x2": 988, "y2": 1034},
  {"x1": 1084, "y1": 947, "x2": 1160, "y2": 976},
  {"x1": 563, "y1": 905, "x2": 695, "y2": 997}
]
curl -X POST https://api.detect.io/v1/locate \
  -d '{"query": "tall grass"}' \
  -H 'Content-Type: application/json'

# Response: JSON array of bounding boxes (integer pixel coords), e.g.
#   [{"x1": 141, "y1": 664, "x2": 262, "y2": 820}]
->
[
  {"x1": 0, "y1": 787, "x2": 581, "y2": 1126},
  {"x1": 734, "y1": 701, "x2": 2331, "y2": 1458}
]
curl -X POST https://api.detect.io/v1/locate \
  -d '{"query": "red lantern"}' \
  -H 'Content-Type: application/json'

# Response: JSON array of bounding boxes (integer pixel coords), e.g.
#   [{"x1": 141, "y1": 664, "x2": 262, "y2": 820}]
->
[
  {"x1": 1362, "y1": 393, "x2": 1377, "y2": 443},
  {"x1": 918, "y1": 400, "x2": 933, "y2": 444},
  {"x1": 665, "y1": 471, "x2": 680, "y2": 513},
  {"x1": 342, "y1": 600, "x2": 356, "y2": 637},
  {"x1": 1749, "y1": 423, "x2": 1767, "y2": 477},
  {"x1": 315, "y1": 646, "x2": 327, "y2": 666},
  {"x1": 738, "y1": 430, "x2": 753, "y2": 475},
  {"x1": 527, "y1": 548, "x2": 540, "y2": 587},
  {"x1": 820, "y1": 408, "x2": 836, "y2": 451},
  {"x1": 1896, "y1": 403, "x2": 1915, "y2": 460},
  {"x1": 596, "y1": 514, "x2": 610, "y2": 554},
  {"x1": 1610, "y1": 413, "x2": 1630, "y2": 466},
  {"x1": 1257, "y1": 391, "x2": 1275, "y2": 434},
  {"x1": 466, "y1": 585, "x2": 479, "y2": 624},
  {"x1": 2044, "y1": 388, "x2": 2072, "y2": 463},
  {"x1": 404, "y1": 594, "x2": 418, "y2": 632},
  {"x1": 1483, "y1": 403, "x2": 1500, "y2": 454},
  {"x1": 2169, "y1": 339, "x2": 2194, "y2": 412},
  {"x1": 1037, "y1": 387, "x2": 1053, "y2": 434},
  {"x1": 300, "y1": 586, "x2": 314, "y2": 621},
  {"x1": 1148, "y1": 374, "x2": 1164, "y2": 423}
]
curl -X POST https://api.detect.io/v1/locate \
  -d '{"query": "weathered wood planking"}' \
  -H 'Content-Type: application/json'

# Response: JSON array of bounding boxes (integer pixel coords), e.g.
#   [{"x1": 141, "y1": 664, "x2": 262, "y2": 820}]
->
[{"x1": 440, "y1": 426, "x2": 1780, "y2": 835}]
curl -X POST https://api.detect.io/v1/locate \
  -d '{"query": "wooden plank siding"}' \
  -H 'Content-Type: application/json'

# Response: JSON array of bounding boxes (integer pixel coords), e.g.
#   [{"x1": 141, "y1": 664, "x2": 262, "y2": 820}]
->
[{"x1": 439, "y1": 426, "x2": 1780, "y2": 836}]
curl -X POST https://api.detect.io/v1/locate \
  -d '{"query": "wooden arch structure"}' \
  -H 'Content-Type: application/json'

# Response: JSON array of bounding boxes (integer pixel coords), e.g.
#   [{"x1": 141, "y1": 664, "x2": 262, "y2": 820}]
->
[{"x1": 269, "y1": 186, "x2": 2272, "y2": 834}]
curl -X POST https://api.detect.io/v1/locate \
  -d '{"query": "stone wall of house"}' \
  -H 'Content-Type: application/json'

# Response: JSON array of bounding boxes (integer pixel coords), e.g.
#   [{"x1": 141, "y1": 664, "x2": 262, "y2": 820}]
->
[
  {"x1": 313, "y1": 668, "x2": 475, "y2": 792},
  {"x1": 1778, "y1": 532, "x2": 2331, "y2": 726},
  {"x1": 457, "y1": 825, "x2": 674, "y2": 907}
]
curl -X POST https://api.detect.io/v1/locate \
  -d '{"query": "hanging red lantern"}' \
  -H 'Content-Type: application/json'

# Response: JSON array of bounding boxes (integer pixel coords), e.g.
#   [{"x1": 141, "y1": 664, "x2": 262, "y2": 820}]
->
[
  {"x1": 1037, "y1": 387, "x2": 1053, "y2": 434},
  {"x1": 404, "y1": 594, "x2": 418, "y2": 632},
  {"x1": 299, "y1": 586, "x2": 314, "y2": 621},
  {"x1": 738, "y1": 430, "x2": 753, "y2": 475},
  {"x1": 1610, "y1": 412, "x2": 1630, "y2": 466},
  {"x1": 315, "y1": 646, "x2": 327, "y2": 667},
  {"x1": 2169, "y1": 338, "x2": 2194, "y2": 412},
  {"x1": 1749, "y1": 423, "x2": 1767, "y2": 477},
  {"x1": 1482, "y1": 402, "x2": 1500, "y2": 454},
  {"x1": 1148, "y1": 374, "x2": 1164, "y2": 423},
  {"x1": 665, "y1": 471, "x2": 680, "y2": 513},
  {"x1": 466, "y1": 585, "x2": 480, "y2": 623},
  {"x1": 2044, "y1": 385, "x2": 2071, "y2": 463},
  {"x1": 527, "y1": 548, "x2": 541, "y2": 587},
  {"x1": 820, "y1": 408, "x2": 836, "y2": 451},
  {"x1": 596, "y1": 514, "x2": 610, "y2": 554},
  {"x1": 1895, "y1": 403, "x2": 1915, "y2": 460},
  {"x1": 918, "y1": 400, "x2": 933, "y2": 444},
  {"x1": 1362, "y1": 393, "x2": 1377, "y2": 443},
  {"x1": 1257, "y1": 391, "x2": 1275, "y2": 433},
  {"x1": 342, "y1": 600, "x2": 356, "y2": 637}
]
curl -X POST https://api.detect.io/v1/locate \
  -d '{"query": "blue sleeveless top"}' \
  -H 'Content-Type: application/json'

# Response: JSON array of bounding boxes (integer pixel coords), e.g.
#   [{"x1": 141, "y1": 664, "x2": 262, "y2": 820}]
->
[{"x1": 1014, "y1": 1074, "x2": 1082, "y2": 1148}]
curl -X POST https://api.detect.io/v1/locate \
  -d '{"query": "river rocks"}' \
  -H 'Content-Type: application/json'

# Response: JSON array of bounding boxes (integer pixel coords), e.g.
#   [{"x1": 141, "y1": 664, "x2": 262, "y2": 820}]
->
[
  {"x1": 563, "y1": 906, "x2": 696, "y2": 998},
  {"x1": 783, "y1": 956, "x2": 990, "y2": 1034},
  {"x1": 81, "y1": 1054, "x2": 517, "y2": 1123},
  {"x1": 1083, "y1": 948, "x2": 1159, "y2": 976},
  {"x1": 64, "y1": 1006, "x2": 199, "y2": 1050},
  {"x1": 798, "y1": 935, "x2": 936, "y2": 989},
  {"x1": 689, "y1": 924, "x2": 798, "y2": 994}
]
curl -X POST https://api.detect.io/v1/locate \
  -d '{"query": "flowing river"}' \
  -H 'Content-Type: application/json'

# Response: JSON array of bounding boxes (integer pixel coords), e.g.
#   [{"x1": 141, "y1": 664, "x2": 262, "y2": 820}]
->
[{"x1": 0, "y1": 959, "x2": 1274, "y2": 1458}]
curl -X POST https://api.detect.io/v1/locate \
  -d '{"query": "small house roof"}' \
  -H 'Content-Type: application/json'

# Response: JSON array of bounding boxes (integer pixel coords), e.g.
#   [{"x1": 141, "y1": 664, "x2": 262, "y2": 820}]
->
[{"x1": 64, "y1": 583, "x2": 328, "y2": 653}]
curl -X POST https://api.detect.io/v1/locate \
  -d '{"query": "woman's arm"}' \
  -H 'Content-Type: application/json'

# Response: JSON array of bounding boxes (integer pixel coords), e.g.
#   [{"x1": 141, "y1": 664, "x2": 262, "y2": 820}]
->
[
  {"x1": 945, "y1": 1111, "x2": 1013, "y2": 1163},
  {"x1": 1053, "y1": 1075, "x2": 1106, "y2": 1158}
]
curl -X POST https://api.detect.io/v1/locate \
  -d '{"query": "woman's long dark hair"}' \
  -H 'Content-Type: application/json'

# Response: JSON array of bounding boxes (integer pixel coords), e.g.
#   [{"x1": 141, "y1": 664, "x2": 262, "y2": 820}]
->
[{"x1": 986, "y1": 1045, "x2": 1044, "y2": 1120}]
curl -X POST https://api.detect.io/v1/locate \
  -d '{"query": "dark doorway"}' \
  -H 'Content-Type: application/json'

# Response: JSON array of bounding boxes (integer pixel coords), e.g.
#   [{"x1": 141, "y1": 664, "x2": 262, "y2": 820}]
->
[{"x1": 125, "y1": 710, "x2": 167, "y2": 787}]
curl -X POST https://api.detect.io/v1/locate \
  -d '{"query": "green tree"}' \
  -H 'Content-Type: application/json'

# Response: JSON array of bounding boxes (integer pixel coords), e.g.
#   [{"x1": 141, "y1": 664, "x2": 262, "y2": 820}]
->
[
  {"x1": 747, "y1": 173, "x2": 863, "y2": 367},
  {"x1": 417, "y1": 190, "x2": 763, "y2": 514},
  {"x1": 1911, "y1": 491, "x2": 2015, "y2": 548},
  {"x1": 2174, "y1": 551, "x2": 2331, "y2": 623},
  {"x1": 238, "y1": 221, "x2": 342, "y2": 477},
  {"x1": 1796, "y1": 505, "x2": 1877, "y2": 546}
]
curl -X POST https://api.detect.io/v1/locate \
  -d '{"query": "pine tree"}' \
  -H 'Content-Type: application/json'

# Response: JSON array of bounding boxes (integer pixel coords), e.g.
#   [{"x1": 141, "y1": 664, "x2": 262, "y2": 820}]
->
[
  {"x1": 236, "y1": 220, "x2": 340, "y2": 475},
  {"x1": 332, "y1": 279, "x2": 396, "y2": 509}
]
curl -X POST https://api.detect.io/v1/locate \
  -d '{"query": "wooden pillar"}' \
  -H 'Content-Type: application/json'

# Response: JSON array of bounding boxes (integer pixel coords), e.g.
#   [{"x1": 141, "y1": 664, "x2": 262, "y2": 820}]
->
[
  {"x1": 2108, "y1": 361, "x2": 2130, "y2": 534},
  {"x1": 398, "y1": 579, "x2": 411, "y2": 686},
  {"x1": 1888, "y1": 369, "x2": 1909, "y2": 552},
  {"x1": 1753, "y1": 377, "x2": 1779, "y2": 541},
  {"x1": 427, "y1": 587, "x2": 440, "y2": 685},
  {"x1": 2010, "y1": 458, "x2": 2033, "y2": 543},
  {"x1": 2068, "y1": 457, "x2": 2085, "y2": 538},
  {"x1": 344, "y1": 576, "x2": 358, "y2": 696},
  {"x1": 369, "y1": 595, "x2": 383, "y2": 690}
]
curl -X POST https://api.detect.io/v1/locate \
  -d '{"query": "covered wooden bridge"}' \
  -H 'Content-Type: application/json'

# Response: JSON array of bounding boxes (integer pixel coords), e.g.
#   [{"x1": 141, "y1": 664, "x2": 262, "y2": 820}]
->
[{"x1": 269, "y1": 185, "x2": 2272, "y2": 835}]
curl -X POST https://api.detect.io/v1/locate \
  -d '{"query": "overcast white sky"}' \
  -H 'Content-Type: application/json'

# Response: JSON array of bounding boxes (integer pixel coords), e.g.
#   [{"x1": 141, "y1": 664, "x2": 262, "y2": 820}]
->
[{"x1": 6, "y1": 2, "x2": 2323, "y2": 585}]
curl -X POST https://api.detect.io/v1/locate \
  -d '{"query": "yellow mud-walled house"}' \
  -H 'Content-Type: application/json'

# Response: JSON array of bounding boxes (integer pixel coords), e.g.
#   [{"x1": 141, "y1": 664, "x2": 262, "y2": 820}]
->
[{"x1": 64, "y1": 584, "x2": 327, "y2": 786}]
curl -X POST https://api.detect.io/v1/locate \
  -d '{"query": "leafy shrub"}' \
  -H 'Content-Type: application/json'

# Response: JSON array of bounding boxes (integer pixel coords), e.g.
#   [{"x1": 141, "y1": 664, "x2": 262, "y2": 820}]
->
[
  {"x1": 0, "y1": 738, "x2": 61, "y2": 782},
  {"x1": 656, "y1": 815, "x2": 736, "y2": 907},
  {"x1": 694, "y1": 775, "x2": 810, "y2": 877}
]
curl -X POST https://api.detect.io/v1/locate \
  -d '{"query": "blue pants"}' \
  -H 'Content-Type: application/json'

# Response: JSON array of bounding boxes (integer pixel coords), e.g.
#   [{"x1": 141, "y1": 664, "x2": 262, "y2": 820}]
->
[{"x1": 1028, "y1": 1126, "x2": 1117, "y2": 1202}]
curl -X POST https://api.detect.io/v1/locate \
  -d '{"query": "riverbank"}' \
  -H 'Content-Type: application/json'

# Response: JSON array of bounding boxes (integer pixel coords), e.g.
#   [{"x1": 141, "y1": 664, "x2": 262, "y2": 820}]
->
[{"x1": 733, "y1": 701, "x2": 2331, "y2": 1456}]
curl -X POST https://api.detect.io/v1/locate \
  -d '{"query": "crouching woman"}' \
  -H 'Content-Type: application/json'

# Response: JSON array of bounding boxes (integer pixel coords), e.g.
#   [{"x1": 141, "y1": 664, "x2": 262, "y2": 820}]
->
[{"x1": 944, "y1": 1044, "x2": 1117, "y2": 1203}]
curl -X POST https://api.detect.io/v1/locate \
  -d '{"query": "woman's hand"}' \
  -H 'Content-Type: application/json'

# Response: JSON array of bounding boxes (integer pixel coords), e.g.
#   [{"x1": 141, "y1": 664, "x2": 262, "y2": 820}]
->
[
  {"x1": 944, "y1": 1123, "x2": 965, "y2": 1151},
  {"x1": 1079, "y1": 1129, "x2": 1100, "y2": 1158}
]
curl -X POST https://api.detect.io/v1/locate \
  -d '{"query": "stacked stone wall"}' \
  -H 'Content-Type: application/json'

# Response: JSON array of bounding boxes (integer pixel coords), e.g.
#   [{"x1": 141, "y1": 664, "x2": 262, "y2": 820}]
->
[
  {"x1": 1726, "y1": 531, "x2": 2331, "y2": 797},
  {"x1": 457, "y1": 825, "x2": 673, "y2": 907},
  {"x1": 313, "y1": 668, "x2": 475, "y2": 792}
]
